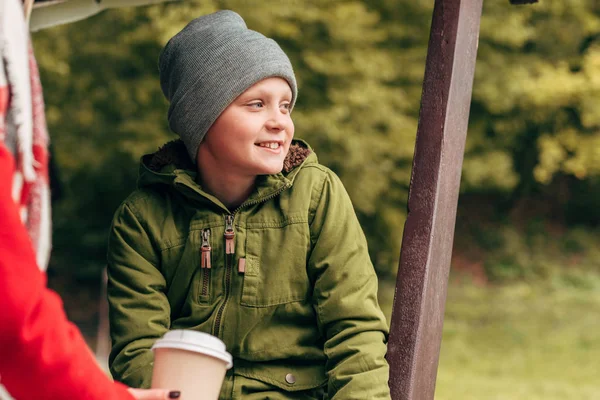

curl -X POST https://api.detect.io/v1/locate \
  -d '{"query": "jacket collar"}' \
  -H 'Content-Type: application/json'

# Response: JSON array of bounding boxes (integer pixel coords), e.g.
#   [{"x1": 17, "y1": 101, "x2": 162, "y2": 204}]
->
[{"x1": 138, "y1": 139, "x2": 315, "y2": 213}]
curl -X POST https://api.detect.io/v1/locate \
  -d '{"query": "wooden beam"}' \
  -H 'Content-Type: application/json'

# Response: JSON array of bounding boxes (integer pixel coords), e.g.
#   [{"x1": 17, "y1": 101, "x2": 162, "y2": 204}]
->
[{"x1": 386, "y1": 0, "x2": 483, "y2": 399}]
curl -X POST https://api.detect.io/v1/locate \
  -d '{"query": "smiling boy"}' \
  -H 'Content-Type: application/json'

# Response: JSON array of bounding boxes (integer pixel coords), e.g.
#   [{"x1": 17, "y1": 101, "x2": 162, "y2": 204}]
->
[{"x1": 107, "y1": 10, "x2": 391, "y2": 399}]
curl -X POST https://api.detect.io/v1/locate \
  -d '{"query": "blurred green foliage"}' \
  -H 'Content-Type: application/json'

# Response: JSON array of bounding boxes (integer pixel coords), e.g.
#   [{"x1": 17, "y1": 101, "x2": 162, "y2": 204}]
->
[{"x1": 32, "y1": 0, "x2": 600, "y2": 280}]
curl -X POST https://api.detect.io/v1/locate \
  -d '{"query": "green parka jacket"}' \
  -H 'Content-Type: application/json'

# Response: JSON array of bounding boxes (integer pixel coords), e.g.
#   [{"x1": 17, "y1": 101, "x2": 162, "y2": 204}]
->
[{"x1": 107, "y1": 139, "x2": 391, "y2": 399}]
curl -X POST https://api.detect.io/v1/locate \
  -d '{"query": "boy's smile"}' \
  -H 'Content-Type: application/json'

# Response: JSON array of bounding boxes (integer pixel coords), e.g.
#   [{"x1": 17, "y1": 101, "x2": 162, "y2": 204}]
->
[{"x1": 255, "y1": 141, "x2": 283, "y2": 151}]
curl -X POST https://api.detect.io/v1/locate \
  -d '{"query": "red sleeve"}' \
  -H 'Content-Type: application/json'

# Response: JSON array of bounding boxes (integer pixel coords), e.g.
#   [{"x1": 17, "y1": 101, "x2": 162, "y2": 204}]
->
[{"x1": 0, "y1": 144, "x2": 134, "y2": 400}]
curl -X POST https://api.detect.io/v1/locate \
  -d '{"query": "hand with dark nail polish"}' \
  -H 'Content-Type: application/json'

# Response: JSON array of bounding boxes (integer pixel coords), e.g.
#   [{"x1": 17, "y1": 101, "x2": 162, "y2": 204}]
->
[{"x1": 127, "y1": 388, "x2": 181, "y2": 399}]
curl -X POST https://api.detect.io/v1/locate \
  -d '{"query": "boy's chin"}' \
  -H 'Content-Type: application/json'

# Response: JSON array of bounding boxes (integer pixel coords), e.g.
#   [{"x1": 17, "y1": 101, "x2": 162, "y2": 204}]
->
[{"x1": 257, "y1": 162, "x2": 284, "y2": 176}]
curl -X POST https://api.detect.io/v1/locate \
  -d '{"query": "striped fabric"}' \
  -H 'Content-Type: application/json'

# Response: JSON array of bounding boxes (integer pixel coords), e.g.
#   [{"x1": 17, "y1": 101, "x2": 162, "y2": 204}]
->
[{"x1": 0, "y1": 0, "x2": 51, "y2": 272}]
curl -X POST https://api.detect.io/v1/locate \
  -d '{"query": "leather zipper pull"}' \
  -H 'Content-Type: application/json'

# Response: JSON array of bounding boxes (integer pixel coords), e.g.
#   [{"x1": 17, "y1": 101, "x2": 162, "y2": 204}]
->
[
  {"x1": 224, "y1": 214, "x2": 235, "y2": 254},
  {"x1": 201, "y1": 228, "x2": 211, "y2": 269},
  {"x1": 238, "y1": 257, "x2": 246, "y2": 274}
]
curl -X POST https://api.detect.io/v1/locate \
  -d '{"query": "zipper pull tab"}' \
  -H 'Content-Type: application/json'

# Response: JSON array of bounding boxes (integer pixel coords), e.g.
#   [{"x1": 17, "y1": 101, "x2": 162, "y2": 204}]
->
[
  {"x1": 201, "y1": 229, "x2": 211, "y2": 269},
  {"x1": 224, "y1": 214, "x2": 235, "y2": 254}
]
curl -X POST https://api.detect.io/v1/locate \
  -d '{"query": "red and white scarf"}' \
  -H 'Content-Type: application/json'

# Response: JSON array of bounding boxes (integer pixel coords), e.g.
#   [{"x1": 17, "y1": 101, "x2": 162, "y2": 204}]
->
[{"x1": 1, "y1": 0, "x2": 51, "y2": 271}]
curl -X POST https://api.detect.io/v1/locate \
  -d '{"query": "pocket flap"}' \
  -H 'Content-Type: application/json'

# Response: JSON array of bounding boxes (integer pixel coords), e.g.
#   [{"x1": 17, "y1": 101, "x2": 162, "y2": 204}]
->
[{"x1": 234, "y1": 359, "x2": 327, "y2": 392}]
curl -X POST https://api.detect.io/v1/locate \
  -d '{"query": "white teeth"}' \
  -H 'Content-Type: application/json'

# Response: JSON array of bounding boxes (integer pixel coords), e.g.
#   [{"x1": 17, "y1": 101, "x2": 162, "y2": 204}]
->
[{"x1": 259, "y1": 142, "x2": 280, "y2": 149}]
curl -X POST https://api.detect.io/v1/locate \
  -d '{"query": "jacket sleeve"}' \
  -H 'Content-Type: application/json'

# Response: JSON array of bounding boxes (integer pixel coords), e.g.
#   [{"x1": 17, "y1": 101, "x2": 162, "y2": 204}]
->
[
  {"x1": 0, "y1": 145, "x2": 134, "y2": 400},
  {"x1": 107, "y1": 199, "x2": 170, "y2": 388},
  {"x1": 308, "y1": 169, "x2": 391, "y2": 399}
]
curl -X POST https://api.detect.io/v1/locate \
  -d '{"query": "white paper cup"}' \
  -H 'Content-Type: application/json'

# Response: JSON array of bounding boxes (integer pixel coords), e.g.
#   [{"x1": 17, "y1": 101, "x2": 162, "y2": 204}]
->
[{"x1": 151, "y1": 330, "x2": 233, "y2": 400}]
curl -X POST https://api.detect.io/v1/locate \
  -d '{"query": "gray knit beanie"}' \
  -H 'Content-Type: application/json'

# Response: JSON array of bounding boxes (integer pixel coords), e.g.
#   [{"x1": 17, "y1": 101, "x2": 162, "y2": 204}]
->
[{"x1": 159, "y1": 10, "x2": 298, "y2": 162}]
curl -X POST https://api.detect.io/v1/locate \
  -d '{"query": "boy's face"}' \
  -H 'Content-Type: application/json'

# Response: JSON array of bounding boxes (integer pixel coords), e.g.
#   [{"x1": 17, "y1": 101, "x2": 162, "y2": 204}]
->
[{"x1": 198, "y1": 77, "x2": 295, "y2": 178}]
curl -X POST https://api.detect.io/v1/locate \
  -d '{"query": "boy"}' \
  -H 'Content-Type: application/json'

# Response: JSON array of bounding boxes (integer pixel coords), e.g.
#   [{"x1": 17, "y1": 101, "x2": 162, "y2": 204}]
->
[{"x1": 107, "y1": 10, "x2": 391, "y2": 399}]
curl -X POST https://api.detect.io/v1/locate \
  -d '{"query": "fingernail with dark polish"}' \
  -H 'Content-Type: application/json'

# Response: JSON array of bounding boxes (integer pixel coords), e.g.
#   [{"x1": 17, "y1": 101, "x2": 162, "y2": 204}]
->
[{"x1": 168, "y1": 391, "x2": 181, "y2": 399}]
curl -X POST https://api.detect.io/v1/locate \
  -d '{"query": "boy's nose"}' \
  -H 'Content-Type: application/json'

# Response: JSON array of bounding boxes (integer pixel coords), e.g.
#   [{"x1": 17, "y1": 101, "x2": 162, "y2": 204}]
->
[{"x1": 265, "y1": 112, "x2": 287, "y2": 131}]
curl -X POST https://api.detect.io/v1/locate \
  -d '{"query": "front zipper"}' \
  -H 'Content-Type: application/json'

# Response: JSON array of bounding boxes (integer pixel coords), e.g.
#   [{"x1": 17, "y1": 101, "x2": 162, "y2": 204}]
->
[
  {"x1": 212, "y1": 182, "x2": 292, "y2": 337},
  {"x1": 200, "y1": 228, "x2": 211, "y2": 297},
  {"x1": 224, "y1": 214, "x2": 235, "y2": 254},
  {"x1": 201, "y1": 229, "x2": 212, "y2": 269},
  {"x1": 214, "y1": 214, "x2": 234, "y2": 337}
]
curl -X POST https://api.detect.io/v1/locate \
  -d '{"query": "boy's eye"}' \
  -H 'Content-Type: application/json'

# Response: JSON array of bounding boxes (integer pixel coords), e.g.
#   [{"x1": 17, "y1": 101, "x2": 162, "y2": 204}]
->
[
  {"x1": 248, "y1": 101, "x2": 264, "y2": 108},
  {"x1": 281, "y1": 103, "x2": 291, "y2": 111}
]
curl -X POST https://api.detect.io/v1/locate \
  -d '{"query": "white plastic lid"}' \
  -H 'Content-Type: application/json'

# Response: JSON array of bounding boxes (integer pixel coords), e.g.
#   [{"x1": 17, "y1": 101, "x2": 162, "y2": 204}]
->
[{"x1": 151, "y1": 330, "x2": 233, "y2": 369}]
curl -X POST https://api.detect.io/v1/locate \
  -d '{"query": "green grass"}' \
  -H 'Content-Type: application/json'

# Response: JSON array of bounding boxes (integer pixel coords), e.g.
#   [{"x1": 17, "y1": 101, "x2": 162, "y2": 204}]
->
[{"x1": 379, "y1": 275, "x2": 600, "y2": 400}]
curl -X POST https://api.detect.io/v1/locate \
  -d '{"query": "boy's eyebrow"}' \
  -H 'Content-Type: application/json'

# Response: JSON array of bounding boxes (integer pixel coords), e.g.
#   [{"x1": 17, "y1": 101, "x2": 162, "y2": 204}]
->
[{"x1": 239, "y1": 89, "x2": 292, "y2": 101}]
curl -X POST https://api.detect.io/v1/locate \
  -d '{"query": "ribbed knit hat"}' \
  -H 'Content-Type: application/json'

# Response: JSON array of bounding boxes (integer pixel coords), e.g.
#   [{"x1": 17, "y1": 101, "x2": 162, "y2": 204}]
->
[{"x1": 158, "y1": 10, "x2": 298, "y2": 162}]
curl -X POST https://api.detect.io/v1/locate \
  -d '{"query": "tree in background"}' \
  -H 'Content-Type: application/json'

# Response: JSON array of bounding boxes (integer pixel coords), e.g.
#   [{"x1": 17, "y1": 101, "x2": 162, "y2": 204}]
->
[{"x1": 32, "y1": 0, "x2": 600, "y2": 280}]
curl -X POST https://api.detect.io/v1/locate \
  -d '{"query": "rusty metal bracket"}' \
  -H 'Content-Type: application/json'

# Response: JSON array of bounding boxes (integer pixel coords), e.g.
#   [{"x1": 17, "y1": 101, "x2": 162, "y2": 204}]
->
[{"x1": 386, "y1": 0, "x2": 483, "y2": 399}]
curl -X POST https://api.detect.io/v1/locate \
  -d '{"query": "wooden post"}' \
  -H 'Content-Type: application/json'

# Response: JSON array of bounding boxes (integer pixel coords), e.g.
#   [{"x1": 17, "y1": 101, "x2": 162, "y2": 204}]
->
[{"x1": 386, "y1": 0, "x2": 483, "y2": 399}]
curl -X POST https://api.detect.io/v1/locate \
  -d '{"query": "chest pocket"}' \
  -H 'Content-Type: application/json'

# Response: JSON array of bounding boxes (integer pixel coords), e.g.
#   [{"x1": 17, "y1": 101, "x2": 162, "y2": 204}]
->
[{"x1": 241, "y1": 219, "x2": 311, "y2": 307}]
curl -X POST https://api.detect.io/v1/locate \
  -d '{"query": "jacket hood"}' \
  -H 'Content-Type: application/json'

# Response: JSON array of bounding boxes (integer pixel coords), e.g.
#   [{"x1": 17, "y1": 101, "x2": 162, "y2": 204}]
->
[{"x1": 137, "y1": 139, "x2": 317, "y2": 203}]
